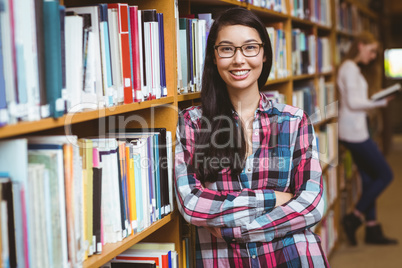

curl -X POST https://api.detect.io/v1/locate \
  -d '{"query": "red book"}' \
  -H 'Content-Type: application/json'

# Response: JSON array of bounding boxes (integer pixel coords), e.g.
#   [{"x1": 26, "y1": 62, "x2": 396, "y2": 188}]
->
[
  {"x1": 108, "y1": 3, "x2": 133, "y2": 104},
  {"x1": 129, "y1": 6, "x2": 142, "y2": 102}
]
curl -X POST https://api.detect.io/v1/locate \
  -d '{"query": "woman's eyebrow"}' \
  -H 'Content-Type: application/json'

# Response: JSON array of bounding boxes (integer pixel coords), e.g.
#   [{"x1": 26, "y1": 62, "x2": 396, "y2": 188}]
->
[{"x1": 217, "y1": 39, "x2": 259, "y2": 45}]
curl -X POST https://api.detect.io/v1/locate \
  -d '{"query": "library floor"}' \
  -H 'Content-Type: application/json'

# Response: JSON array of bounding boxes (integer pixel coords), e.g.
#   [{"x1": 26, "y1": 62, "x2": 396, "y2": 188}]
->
[{"x1": 329, "y1": 135, "x2": 402, "y2": 267}]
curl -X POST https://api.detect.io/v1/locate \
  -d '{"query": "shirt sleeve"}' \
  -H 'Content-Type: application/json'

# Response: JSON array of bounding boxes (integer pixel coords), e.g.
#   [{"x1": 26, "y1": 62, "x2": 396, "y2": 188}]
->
[
  {"x1": 174, "y1": 110, "x2": 276, "y2": 228},
  {"x1": 338, "y1": 61, "x2": 387, "y2": 111},
  {"x1": 220, "y1": 112, "x2": 324, "y2": 243}
]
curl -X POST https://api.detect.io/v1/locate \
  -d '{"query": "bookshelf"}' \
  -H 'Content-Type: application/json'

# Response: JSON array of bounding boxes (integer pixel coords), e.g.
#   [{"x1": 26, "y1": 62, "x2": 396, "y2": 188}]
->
[
  {"x1": 1, "y1": 0, "x2": 183, "y2": 267},
  {"x1": 0, "y1": 0, "x2": 382, "y2": 267}
]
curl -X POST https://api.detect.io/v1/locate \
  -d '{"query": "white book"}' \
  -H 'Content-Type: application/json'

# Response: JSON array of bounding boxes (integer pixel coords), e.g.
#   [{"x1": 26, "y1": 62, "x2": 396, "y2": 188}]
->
[
  {"x1": 28, "y1": 143, "x2": 68, "y2": 268},
  {"x1": 371, "y1": 83, "x2": 402, "y2": 101},
  {"x1": 91, "y1": 138, "x2": 123, "y2": 244},
  {"x1": 0, "y1": 0, "x2": 17, "y2": 124},
  {"x1": 14, "y1": 0, "x2": 41, "y2": 121},
  {"x1": 65, "y1": 15, "x2": 84, "y2": 110},
  {"x1": 150, "y1": 14, "x2": 161, "y2": 99},
  {"x1": 66, "y1": 6, "x2": 105, "y2": 108},
  {"x1": 108, "y1": 9, "x2": 123, "y2": 105},
  {"x1": 166, "y1": 131, "x2": 173, "y2": 213},
  {"x1": 131, "y1": 138, "x2": 151, "y2": 229}
]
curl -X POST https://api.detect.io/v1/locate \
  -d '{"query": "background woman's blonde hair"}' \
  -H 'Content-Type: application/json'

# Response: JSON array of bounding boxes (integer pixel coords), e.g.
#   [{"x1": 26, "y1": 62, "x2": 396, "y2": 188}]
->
[{"x1": 343, "y1": 31, "x2": 382, "y2": 95}]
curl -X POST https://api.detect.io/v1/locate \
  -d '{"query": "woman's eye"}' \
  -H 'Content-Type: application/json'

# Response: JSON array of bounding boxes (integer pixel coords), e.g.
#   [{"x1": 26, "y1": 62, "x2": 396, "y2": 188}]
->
[
  {"x1": 244, "y1": 45, "x2": 258, "y2": 50},
  {"x1": 222, "y1": 46, "x2": 234, "y2": 52}
]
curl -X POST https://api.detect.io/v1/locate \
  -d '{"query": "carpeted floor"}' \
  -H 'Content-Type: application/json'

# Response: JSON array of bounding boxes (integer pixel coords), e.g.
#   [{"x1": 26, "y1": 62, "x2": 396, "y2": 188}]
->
[{"x1": 329, "y1": 135, "x2": 402, "y2": 267}]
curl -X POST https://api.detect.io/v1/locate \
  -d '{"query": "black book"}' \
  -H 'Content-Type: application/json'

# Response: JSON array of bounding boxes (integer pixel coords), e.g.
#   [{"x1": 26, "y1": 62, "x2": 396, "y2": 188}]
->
[{"x1": 0, "y1": 177, "x2": 17, "y2": 267}]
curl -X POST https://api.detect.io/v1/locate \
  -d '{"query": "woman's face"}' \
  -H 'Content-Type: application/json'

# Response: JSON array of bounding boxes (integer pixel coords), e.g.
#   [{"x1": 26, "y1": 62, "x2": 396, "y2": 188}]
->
[
  {"x1": 214, "y1": 24, "x2": 265, "y2": 94},
  {"x1": 358, "y1": 42, "x2": 378, "y2": 65}
]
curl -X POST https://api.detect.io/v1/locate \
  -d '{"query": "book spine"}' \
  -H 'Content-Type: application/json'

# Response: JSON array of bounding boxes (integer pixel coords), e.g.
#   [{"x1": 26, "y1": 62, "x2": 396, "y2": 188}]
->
[
  {"x1": 130, "y1": 6, "x2": 142, "y2": 102},
  {"x1": 43, "y1": 1, "x2": 63, "y2": 118}
]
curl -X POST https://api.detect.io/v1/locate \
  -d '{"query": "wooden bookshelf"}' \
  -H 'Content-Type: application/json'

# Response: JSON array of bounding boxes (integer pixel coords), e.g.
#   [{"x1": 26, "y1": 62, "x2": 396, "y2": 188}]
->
[
  {"x1": 83, "y1": 212, "x2": 179, "y2": 268},
  {"x1": 177, "y1": 92, "x2": 201, "y2": 102}
]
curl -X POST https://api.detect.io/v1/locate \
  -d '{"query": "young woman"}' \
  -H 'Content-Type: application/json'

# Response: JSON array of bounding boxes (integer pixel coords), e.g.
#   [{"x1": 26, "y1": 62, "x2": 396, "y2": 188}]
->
[
  {"x1": 338, "y1": 32, "x2": 398, "y2": 246},
  {"x1": 175, "y1": 8, "x2": 329, "y2": 267}
]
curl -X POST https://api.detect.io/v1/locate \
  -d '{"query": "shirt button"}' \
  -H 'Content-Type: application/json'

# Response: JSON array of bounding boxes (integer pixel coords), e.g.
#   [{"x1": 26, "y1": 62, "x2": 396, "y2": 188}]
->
[
  {"x1": 254, "y1": 131, "x2": 258, "y2": 135},
  {"x1": 247, "y1": 168, "x2": 251, "y2": 172},
  {"x1": 252, "y1": 255, "x2": 256, "y2": 259}
]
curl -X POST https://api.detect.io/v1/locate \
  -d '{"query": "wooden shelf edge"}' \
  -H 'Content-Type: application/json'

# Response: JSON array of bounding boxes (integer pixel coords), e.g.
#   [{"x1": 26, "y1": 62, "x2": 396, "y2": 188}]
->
[
  {"x1": 0, "y1": 97, "x2": 175, "y2": 139},
  {"x1": 292, "y1": 73, "x2": 316, "y2": 81},
  {"x1": 177, "y1": 92, "x2": 201, "y2": 102},
  {"x1": 266, "y1": 77, "x2": 291, "y2": 85},
  {"x1": 248, "y1": 5, "x2": 288, "y2": 19},
  {"x1": 83, "y1": 212, "x2": 177, "y2": 268}
]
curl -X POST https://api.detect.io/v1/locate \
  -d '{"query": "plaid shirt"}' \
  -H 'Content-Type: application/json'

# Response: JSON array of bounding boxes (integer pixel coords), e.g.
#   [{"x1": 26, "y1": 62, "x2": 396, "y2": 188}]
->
[{"x1": 175, "y1": 93, "x2": 329, "y2": 267}]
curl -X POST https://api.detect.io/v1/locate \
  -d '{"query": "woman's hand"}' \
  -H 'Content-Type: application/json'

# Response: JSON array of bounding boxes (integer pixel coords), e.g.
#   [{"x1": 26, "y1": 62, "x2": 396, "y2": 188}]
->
[{"x1": 274, "y1": 191, "x2": 294, "y2": 207}]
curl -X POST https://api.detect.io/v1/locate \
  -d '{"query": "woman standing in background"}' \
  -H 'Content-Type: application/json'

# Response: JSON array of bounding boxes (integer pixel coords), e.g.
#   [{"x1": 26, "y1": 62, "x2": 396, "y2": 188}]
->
[{"x1": 337, "y1": 32, "x2": 398, "y2": 246}]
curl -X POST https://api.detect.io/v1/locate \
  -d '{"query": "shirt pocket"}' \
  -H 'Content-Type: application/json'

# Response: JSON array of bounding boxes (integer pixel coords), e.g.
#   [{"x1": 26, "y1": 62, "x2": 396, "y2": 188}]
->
[{"x1": 261, "y1": 146, "x2": 292, "y2": 191}]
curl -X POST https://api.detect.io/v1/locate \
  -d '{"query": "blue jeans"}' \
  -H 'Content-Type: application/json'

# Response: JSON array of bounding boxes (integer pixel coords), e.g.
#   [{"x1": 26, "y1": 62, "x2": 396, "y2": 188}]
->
[{"x1": 340, "y1": 138, "x2": 393, "y2": 221}]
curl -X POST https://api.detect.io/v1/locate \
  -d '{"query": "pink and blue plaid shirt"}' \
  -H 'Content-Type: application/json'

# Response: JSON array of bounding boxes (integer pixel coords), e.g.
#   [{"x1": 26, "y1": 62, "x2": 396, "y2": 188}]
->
[{"x1": 175, "y1": 93, "x2": 329, "y2": 267}]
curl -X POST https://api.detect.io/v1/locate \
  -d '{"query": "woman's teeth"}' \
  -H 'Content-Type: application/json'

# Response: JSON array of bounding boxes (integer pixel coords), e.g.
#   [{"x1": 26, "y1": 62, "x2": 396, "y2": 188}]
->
[{"x1": 231, "y1": 70, "x2": 249, "y2": 76}]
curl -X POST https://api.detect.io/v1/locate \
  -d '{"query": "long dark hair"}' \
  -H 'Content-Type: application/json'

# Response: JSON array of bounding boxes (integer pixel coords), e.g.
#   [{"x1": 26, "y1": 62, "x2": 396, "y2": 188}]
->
[{"x1": 195, "y1": 7, "x2": 272, "y2": 184}]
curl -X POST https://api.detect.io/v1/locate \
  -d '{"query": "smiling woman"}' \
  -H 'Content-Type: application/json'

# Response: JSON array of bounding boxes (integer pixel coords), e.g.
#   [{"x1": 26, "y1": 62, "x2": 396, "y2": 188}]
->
[{"x1": 174, "y1": 7, "x2": 330, "y2": 267}]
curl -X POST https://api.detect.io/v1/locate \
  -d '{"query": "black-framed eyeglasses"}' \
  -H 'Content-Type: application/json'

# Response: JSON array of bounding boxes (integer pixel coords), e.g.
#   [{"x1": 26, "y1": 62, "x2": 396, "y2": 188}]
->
[{"x1": 214, "y1": 43, "x2": 264, "y2": 58}]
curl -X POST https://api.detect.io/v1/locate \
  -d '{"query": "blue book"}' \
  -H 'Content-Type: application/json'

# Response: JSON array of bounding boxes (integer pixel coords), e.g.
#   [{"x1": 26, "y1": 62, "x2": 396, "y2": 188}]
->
[
  {"x1": 157, "y1": 13, "x2": 166, "y2": 97},
  {"x1": 147, "y1": 135, "x2": 156, "y2": 223},
  {"x1": 0, "y1": 139, "x2": 31, "y2": 265},
  {"x1": 0, "y1": 22, "x2": 7, "y2": 127},
  {"x1": 43, "y1": 1, "x2": 63, "y2": 118},
  {"x1": 153, "y1": 134, "x2": 161, "y2": 220}
]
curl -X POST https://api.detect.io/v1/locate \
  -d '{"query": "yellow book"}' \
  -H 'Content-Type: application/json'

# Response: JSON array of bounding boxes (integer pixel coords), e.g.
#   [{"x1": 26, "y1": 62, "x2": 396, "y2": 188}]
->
[
  {"x1": 126, "y1": 145, "x2": 137, "y2": 234},
  {"x1": 79, "y1": 139, "x2": 94, "y2": 257}
]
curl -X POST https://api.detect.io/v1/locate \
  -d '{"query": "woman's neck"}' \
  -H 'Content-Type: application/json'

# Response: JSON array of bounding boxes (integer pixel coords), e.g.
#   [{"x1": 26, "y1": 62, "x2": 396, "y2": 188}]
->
[{"x1": 228, "y1": 88, "x2": 261, "y2": 118}]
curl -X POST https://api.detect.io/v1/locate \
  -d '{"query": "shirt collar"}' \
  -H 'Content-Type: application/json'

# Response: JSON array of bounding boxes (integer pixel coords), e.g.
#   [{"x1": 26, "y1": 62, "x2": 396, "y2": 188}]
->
[{"x1": 231, "y1": 92, "x2": 272, "y2": 120}]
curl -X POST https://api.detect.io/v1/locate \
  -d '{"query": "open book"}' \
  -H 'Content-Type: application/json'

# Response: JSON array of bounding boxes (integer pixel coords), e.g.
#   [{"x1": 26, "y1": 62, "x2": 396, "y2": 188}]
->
[{"x1": 371, "y1": 83, "x2": 401, "y2": 101}]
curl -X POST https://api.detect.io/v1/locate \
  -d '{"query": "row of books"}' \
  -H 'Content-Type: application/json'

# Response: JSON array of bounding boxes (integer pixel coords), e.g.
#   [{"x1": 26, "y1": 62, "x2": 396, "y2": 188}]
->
[
  {"x1": 335, "y1": 0, "x2": 379, "y2": 36},
  {"x1": 0, "y1": 128, "x2": 173, "y2": 267},
  {"x1": 319, "y1": 210, "x2": 338, "y2": 256},
  {"x1": 101, "y1": 242, "x2": 179, "y2": 268},
  {"x1": 317, "y1": 37, "x2": 333, "y2": 73},
  {"x1": 322, "y1": 166, "x2": 338, "y2": 214},
  {"x1": 317, "y1": 123, "x2": 338, "y2": 164},
  {"x1": 267, "y1": 23, "x2": 289, "y2": 80},
  {"x1": 177, "y1": 15, "x2": 211, "y2": 94},
  {"x1": 290, "y1": 0, "x2": 332, "y2": 27},
  {"x1": 292, "y1": 81, "x2": 318, "y2": 117},
  {"x1": 291, "y1": 30, "x2": 333, "y2": 76},
  {"x1": 317, "y1": 78, "x2": 337, "y2": 121},
  {"x1": 292, "y1": 29, "x2": 316, "y2": 76},
  {"x1": 0, "y1": 1, "x2": 167, "y2": 127},
  {"x1": 243, "y1": 0, "x2": 288, "y2": 13}
]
